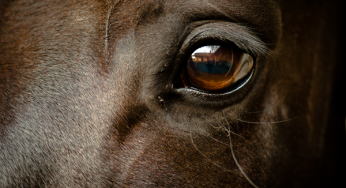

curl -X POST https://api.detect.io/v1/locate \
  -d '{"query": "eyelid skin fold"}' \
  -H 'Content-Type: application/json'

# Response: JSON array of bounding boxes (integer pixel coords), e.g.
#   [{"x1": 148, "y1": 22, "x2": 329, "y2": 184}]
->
[
  {"x1": 156, "y1": 21, "x2": 269, "y2": 107},
  {"x1": 179, "y1": 22, "x2": 270, "y2": 59},
  {"x1": 174, "y1": 22, "x2": 268, "y2": 95}
]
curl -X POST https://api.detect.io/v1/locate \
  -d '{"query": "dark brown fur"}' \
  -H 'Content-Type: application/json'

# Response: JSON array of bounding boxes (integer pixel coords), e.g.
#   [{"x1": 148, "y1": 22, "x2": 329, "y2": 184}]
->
[{"x1": 1, "y1": 0, "x2": 345, "y2": 187}]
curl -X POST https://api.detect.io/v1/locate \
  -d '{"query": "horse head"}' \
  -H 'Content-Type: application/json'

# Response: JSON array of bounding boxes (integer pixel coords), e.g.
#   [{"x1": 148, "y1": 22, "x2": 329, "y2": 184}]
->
[{"x1": 1, "y1": 0, "x2": 345, "y2": 187}]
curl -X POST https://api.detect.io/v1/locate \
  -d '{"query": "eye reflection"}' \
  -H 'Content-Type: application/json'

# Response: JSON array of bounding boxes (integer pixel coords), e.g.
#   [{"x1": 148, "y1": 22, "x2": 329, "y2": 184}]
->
[{"x1": 181, "y1": 45, "x2": 254, "y2": 91}]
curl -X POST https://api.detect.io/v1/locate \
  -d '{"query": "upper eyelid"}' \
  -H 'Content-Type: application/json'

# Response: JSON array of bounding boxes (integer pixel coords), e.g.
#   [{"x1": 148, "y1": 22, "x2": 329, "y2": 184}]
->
[{"x1": 180, "y1": 22, "x2": 270, "y2": 58}]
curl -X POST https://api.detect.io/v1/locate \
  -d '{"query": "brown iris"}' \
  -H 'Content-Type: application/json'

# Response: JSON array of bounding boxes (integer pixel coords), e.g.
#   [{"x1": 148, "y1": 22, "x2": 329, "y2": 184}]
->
[{"x1": 180, "y1": 45, "x2": 254, "y2": 91}]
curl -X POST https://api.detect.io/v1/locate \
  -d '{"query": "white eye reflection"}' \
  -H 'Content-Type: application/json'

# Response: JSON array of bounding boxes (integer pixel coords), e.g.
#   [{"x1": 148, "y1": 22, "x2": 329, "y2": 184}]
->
[{"x1": 191, "y1": 45, "x2": 220, "y2": 59}]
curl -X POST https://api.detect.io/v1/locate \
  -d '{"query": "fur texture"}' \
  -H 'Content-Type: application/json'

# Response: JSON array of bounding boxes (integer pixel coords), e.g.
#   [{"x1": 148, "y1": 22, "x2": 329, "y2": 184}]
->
[{"x1": 0, "y1": 0, "x2": 345, "y2": 187}]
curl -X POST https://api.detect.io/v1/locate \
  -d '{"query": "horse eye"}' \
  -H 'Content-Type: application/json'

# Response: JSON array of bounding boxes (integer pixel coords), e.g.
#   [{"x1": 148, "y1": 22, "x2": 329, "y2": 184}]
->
[{"x1": 179, "y1": 45, "x2": 254, "y2": 92}]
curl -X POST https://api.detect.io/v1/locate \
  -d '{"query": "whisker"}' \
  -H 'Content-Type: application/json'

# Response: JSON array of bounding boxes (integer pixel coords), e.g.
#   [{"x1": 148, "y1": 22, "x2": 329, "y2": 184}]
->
[
  {"x1": 206, "y1": 121, "x2": 224, "y2": 130},
  {"x1": 236, "y1": 116, "x2": 305, "y2": 124},
  {"x1": 220, "y1": 120, "x2": 229, "y2": 132},
  {"x1": 243, "y1": 108, "x2": 274, "y2": 114},
  {"x1": 227, "y1": 127, "x2": 259, "y2": 188},
  {"x1": 220, "y1": 115, "x2": 258, "y2": 187},
  {"x1": 199, "y1": 132, "x2": 230, "y2": 146},
  {"x1": 196, "y1": 122, "x2": 242, "y2": 146},
  {"x1": 223, "y1": 117, "x2": 244, "y2": 139},
  {"x1": 189, "y1": 130, "x2": 239, "y2": 174}
]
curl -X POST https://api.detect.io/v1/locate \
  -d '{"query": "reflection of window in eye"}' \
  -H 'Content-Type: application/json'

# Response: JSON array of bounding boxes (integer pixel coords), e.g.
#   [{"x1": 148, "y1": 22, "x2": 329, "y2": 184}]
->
[{"x1": 181, "y1": 45, "x2": 254, "y2": 91}]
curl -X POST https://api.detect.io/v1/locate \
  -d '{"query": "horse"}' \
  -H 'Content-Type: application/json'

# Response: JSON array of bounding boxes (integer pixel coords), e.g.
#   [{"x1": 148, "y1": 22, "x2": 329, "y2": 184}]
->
[{"x1": 1, "y1": 0, "x2": 345, "y2": 187}]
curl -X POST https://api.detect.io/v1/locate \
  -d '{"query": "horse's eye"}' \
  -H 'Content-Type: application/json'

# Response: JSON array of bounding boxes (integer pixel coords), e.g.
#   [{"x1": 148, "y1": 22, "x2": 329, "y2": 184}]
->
[{"x1": 180, "y1": 45, "x2": 254, "y2": 92}]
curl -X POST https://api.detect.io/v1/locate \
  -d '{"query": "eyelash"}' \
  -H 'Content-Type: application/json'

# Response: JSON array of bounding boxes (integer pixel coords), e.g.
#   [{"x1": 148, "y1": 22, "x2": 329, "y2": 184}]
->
[{"x1": 153, "y1": 22, "x2": 269, "y2": 107}]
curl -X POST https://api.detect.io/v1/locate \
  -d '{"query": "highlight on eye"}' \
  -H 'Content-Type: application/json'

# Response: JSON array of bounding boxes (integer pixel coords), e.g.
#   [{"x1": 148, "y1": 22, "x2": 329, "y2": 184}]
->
[{"x1": 180, "y1": 45, "x2": 254, "y2": 92}]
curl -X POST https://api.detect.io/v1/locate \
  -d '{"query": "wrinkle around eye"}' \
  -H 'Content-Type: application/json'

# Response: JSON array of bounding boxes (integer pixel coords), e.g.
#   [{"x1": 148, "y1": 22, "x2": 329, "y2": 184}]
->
[{"x1": 179, "y1": 22, "x2": 271, "y2": 58}]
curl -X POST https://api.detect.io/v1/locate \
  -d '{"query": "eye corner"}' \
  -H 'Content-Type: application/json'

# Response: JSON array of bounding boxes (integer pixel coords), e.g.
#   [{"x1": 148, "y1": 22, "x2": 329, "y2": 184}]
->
[{"x1": 160, "y1": 22, "x2": 269, "y2": 107}]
